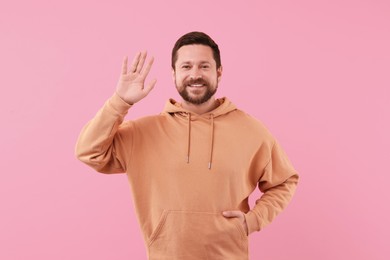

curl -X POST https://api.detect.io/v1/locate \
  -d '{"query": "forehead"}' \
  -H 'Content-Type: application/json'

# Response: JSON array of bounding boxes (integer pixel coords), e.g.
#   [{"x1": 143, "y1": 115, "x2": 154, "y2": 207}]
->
[{"x1": 176, "y1": 44, "x2": 215, "y2": 64}]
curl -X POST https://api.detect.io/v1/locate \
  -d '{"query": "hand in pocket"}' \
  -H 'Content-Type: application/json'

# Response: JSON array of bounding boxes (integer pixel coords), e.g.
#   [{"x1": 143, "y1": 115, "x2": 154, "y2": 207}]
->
[{"x1": 222, "y1": 210, "x2": 249, "y2": 236}]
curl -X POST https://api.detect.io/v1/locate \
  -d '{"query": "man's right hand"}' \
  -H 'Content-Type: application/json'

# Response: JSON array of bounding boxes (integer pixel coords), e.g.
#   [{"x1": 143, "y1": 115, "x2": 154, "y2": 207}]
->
[{"x1": 115, "y1": 51, "x2": 157, "y2": 105}]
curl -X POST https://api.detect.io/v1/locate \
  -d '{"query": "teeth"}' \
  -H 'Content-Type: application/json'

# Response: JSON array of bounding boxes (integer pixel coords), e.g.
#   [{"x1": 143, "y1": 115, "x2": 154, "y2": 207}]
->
[{"x1": 190, "y1": 84, "x2": 203, "y2": 87}]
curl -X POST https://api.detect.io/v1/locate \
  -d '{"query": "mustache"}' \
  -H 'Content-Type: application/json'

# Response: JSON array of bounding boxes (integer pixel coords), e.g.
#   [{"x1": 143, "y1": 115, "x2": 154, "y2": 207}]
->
[{"x1": 185, "y1": 78, "x2": 209, "y2": 85}]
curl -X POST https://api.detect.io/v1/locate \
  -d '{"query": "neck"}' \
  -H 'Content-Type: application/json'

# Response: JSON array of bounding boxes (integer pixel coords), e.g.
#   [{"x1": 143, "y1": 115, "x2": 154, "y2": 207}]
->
[{"x1": 181, "y1": 97, "x2": 219, "y2": 115}]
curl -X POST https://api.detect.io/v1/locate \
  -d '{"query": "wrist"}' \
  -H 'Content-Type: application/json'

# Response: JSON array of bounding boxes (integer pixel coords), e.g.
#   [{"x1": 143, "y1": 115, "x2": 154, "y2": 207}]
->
[
  {"x1": 115, "y1": 91, "x2": 134, "y2": 105},
  {"x1": 110, "y1": 92, "x2": 133, "y2": 113}
]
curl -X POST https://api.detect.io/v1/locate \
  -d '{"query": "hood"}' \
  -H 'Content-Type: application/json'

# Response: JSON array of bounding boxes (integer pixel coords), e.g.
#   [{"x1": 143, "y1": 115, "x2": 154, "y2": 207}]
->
[
  {"x1": 162, "y1": 97, "x2": 237, "y2": 170},
  {"x1": 163, "y1": 97, "x2": 237, "y2": 118}
]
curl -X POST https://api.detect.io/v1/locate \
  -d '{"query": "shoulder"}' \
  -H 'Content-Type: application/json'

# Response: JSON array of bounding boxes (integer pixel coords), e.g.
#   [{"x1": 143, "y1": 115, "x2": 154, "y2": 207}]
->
[
  {"x1": 124, "y1": 114, "x2": 167, "y2": 128},
  {"x1": 231, "y1": 109, "x2": 273, "y2": 136}
]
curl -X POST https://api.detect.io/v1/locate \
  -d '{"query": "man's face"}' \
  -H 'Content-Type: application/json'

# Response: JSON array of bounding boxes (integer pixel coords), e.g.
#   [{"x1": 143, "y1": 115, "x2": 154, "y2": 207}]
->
[{"x1": 173, "y1": 44, "x2": 222, "y2": 105}]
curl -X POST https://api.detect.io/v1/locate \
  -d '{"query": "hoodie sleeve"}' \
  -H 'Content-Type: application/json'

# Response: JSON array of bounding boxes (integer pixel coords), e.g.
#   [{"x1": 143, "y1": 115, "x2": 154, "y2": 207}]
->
[
  {"x1": 75, "y1": 93, "x2": 133, "y2": 174},
  {"x1": 244, "y1": 140, "x2": 299, "y2": 234}
]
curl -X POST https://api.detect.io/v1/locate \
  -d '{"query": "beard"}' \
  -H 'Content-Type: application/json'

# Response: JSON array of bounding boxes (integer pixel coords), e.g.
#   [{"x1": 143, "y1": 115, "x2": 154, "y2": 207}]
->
[{"x1": 176, "y1": 77, "x2": 218, "y2": 105}]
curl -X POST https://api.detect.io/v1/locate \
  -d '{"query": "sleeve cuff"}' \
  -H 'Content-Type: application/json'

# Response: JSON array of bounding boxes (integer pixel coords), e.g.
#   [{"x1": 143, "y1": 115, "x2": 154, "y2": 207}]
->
[
  {"x1": 108, "y1": 92, "x2": 133, "y2": 115},
  {"x1": 244, "y1": 210, "x2": 261, "y2": 235}
]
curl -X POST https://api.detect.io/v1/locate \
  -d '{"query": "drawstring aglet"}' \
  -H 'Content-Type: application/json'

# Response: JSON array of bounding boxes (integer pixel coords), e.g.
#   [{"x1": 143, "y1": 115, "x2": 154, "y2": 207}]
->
[{"x1": 208, "y1": 162, "x2": 212, "y2": 169}]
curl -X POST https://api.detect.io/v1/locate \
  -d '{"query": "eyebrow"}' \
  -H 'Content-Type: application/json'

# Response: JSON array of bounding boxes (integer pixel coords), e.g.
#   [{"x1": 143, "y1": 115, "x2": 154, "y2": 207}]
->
[{"x1": 179, "y1": 61, "x2": 212, "y2": 65}]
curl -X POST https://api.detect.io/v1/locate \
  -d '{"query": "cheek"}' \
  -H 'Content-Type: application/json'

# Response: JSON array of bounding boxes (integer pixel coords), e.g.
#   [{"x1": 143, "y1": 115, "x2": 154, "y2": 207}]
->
[
  {"x1": 173, "y1": 75, "x2": 185, "y2": 89},
  {"x1": 210, "y1": 73, "x2": 219, "y2": 83},
  {"x1": 176, "y1": 73, "x2": 188, "y2": 83},
  {"x1": 174, "y1": 76, "x2": 182, "y2": 85}
]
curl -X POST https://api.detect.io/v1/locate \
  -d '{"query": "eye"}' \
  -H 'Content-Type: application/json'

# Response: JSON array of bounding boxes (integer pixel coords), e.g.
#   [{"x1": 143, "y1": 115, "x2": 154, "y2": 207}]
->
[
  {"x1": 181, "y1": 65, "x2": 191, "y2": 69},
  {"x1": 201, "y1": 64, "x2": 210, "y2": 69}
]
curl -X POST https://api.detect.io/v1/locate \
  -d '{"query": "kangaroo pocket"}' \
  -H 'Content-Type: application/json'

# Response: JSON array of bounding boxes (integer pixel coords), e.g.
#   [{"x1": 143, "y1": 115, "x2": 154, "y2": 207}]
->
[{"x1": 148, "y1": 210, "x2": 248, "y2": 260}]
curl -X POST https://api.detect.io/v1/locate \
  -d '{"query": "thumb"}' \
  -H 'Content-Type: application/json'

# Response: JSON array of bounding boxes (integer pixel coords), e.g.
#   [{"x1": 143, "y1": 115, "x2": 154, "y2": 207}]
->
[{"x1": 222, "y1": 210, "x2": 242, "y2": 218}]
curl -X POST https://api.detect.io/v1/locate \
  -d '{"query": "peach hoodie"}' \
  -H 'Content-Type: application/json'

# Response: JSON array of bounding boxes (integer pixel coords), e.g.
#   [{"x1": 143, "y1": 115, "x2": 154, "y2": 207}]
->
[{"x1": 75, "y1": 93, "x2": 299, "y2": 260}]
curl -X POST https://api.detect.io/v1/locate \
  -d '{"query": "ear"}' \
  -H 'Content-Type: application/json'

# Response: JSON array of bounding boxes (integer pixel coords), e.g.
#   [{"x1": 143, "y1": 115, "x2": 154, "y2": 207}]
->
[{"x1": 217, "y1": 66, "x2": 223, "y2": 82}]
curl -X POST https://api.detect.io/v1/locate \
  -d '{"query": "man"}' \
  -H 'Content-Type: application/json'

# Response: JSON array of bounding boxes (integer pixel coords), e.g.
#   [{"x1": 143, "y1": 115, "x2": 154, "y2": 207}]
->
[{"x1": 76, "y1": 31, "x2": 299, "y2": 259}]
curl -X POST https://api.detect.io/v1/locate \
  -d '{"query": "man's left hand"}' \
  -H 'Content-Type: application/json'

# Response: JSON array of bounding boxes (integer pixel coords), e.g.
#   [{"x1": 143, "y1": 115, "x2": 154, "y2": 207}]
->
[{"x1": 222, "y1": 210, "x2": 249, "y2": 236}]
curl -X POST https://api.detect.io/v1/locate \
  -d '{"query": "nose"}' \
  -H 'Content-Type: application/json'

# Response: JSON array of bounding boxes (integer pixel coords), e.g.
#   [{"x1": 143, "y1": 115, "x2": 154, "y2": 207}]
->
[
  {"x1": 190, "y1": 68, "x2": 203, "y2": 80},
  {"x1": 190, "y1": 75, "x2": 202, "y2": 80}
]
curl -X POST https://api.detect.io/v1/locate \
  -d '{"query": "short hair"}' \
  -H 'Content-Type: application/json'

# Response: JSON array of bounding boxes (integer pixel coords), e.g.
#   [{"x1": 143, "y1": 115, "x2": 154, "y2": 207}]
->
[{"x1": 171, "y1": 31, "x2": 221, "y2": 70}]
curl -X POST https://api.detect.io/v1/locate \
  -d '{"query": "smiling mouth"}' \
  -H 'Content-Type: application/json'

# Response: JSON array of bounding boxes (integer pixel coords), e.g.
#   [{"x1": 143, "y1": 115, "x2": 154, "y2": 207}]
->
[{"x1": 187, "y1": 83, "x2": 205, "y2": 88}]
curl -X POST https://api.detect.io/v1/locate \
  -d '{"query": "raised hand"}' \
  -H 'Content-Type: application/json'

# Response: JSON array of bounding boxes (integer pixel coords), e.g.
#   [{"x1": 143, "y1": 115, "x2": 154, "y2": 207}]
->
[{"x1": 115, "y1": 51, "x2": 157, "y2": 104}]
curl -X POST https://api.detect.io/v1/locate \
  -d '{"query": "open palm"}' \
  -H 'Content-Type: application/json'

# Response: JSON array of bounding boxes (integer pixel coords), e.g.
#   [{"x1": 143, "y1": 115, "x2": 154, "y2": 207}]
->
[{"x1": 116, "y1": 51, "x2": 157, "y2": 104}]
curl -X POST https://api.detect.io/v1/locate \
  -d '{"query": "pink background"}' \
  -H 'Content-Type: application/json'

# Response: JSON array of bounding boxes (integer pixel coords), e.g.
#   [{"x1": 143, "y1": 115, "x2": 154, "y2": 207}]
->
[{"x1": 1, "y1": 0, "x2": 389, "y2": 259}]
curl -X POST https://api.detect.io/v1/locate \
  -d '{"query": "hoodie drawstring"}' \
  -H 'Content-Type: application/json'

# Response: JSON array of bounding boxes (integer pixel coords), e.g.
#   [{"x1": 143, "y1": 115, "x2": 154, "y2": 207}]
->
[
  {"x1": 187, "y1": 113, "x2": 191, "y2": 164},
  {"x1": 185, "y1": 113, "x2": 215, "y2": 170},
  {"x1": 208, "y1": 114, "x2": 215, "y2": 170},
  {"x1": 166, "y1": 98, "x2": 235, "y2": 170}
]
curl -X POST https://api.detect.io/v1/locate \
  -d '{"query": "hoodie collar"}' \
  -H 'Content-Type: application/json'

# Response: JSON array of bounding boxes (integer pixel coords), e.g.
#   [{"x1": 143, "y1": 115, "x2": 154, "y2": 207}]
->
[{"x1": 163, "y1": 97, "x2": 236, "y2": 118}]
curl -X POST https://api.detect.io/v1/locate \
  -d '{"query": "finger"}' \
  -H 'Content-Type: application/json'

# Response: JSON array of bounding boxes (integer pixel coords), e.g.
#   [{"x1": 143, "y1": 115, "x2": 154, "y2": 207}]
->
[
  {"x1": 140, "y1": 56, "x2": 154, "y2": 79},
  {"x1": 129, "y1": 52, "x2": 142, "y2": 73},
  {"x1": 121, "y1": 56, "x2": 128, "y2": 75},
  {"x1": 222, "y1": 211, "x2": 242, "y2": 218},
  {"x1": 136, "y1": 51, "x2": 147, "y2": 73},
  {"x1": 144, "y1": 78, "x2": 157, "y2": 94}
]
